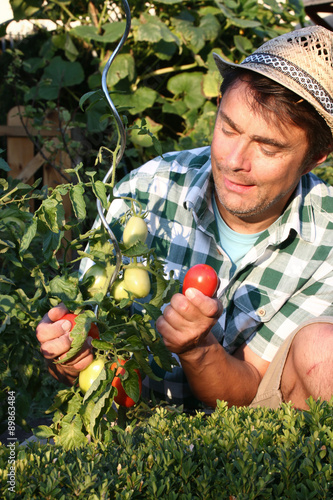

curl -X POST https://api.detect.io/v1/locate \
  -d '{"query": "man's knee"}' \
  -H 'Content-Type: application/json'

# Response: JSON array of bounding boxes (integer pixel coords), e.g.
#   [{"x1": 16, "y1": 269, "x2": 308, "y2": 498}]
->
[{"x1": 281, "y1": 321, "x2": 333, "y2": 409}]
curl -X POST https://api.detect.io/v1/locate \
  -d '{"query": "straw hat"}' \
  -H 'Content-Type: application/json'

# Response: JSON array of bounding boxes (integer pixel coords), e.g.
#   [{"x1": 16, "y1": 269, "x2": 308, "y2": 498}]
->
[{"x1": 213, "y1": 26, "x2": 333, "y2": 137}]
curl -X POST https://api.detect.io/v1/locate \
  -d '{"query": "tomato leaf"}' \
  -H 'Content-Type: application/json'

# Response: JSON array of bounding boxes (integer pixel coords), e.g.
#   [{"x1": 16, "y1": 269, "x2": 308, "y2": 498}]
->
[
  {"x1": 19, "y1": 218, "x2": 37, "y2": 256},
  {"x1": 49, "y1": 275, "x2": 80, "y2": 303},
  {"x1": 92, "y1": 180, "x2": 108, "y2": 209},
  {"x1": 69, "y1": 184, "x2": 86, "y2": 220},
  {"x1": 57, "y1": 414, "x2": 88, "y2": 450}
]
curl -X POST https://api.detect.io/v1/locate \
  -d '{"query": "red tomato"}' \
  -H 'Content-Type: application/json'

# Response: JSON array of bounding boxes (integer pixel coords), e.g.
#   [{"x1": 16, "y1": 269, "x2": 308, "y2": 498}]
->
[
  {"x1": 110, "y1": 359, "x2": 142, "y2": 408},
  {"x1": 182, "y1": 264, "x2": 218, "y2": 297},
  {"x1": 61, "y1": 313, "x2": 100, "y2": 339}
]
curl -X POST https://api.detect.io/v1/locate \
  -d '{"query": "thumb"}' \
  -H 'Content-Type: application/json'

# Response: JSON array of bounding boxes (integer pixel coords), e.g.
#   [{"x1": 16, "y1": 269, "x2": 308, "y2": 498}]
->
[{"x1": 184, "y1": 287, "x2": 222, "y2": 319}]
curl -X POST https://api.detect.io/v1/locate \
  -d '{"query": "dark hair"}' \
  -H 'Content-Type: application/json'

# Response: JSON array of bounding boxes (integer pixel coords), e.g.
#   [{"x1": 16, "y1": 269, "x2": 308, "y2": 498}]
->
[{"x1": 220, "y1": 68, "x2": 333, "y2": 161}]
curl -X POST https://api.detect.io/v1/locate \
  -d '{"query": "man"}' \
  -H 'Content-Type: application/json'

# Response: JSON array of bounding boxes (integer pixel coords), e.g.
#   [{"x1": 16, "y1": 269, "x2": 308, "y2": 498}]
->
[{"x1": 37, "y1": 25, "x2": 333, "y2": 411}]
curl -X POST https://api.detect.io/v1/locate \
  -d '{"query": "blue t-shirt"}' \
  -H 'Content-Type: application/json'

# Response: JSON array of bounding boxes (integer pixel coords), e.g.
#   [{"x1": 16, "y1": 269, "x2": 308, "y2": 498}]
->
[{"x1": 212, "y1": 194, "x2": 264, "y2": 273}]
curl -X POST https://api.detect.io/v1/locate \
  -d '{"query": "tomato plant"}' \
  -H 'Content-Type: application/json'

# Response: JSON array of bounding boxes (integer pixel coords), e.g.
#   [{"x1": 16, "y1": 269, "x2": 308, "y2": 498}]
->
[
  {"x1": 182, "y1": 264, "x2": 218, "y2": 297},
  {"x1": 61, "y1": 313, "x2": 100, "y2": 339},
  {"x1": 124, "y1": 267, "x2": 151, "y2": 298},
  {"x1": 79, "y1": 358, "x2": 105, "y2": 394},
  {"x1": 111, "y1": 359, "x2": 142, "y2": 408},
  {"x1": 123, "y1": 216, "x2": 148, "y2": 247}
]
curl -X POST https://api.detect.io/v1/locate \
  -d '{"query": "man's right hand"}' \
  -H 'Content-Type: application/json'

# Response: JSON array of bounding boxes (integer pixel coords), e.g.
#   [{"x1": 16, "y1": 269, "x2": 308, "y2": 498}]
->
[{"x1": 36, "y1": 303, "x2": 94, "y2": 386}]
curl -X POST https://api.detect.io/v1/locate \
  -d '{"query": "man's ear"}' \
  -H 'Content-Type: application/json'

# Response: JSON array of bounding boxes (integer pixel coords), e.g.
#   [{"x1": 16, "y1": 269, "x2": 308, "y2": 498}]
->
[{"x1": 304, "y1": 151, "x2": 329, "y2": 174}]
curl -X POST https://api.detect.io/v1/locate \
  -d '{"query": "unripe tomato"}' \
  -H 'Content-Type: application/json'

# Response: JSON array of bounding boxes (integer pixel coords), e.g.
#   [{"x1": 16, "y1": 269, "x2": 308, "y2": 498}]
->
[
  {"x1": 124, "y1": 267, "x2": 151, "y2": 298},
  {"x1": 79, "y1": 358, "x2": 105, "y2": 394},
  {"x1": 111, "y1": 279, "x2": 132, "y2": 303},
  {"x1": 111, "y1": 359, "x2": 142, "y2": 408},
  {"x1": 123, "y1": 216, "x2": 148, "y2": 247},
  {"x1": 61, "y1": 313, "x2": 100, "y2": 339},
  {"x1": 182, "y1": 264, "x2": 218, "y2": 297},
  {"x1": 83, "y1": 264, "x2": 110, "y2": 297}
]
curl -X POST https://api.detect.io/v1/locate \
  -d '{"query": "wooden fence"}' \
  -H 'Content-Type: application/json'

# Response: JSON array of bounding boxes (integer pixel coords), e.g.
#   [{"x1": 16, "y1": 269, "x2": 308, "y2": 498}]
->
[
  {"x1": 0, "y1": 105, "x2": 72, "y2": 216},
  {"x1": 0, "y1": 105, "x2": 72, "y2": 251}
]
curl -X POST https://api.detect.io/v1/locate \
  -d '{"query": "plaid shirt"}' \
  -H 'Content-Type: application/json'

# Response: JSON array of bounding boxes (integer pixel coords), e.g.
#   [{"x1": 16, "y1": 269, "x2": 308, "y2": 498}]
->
[{"x1": 93, "y1": 146, "x2": 333, "y2": 407}]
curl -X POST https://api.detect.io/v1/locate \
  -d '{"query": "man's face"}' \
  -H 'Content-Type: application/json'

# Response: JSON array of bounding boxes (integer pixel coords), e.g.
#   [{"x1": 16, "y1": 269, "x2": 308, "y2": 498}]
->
[{"x1": 211, "y1": 79, "x2": 313, "y2": 233}]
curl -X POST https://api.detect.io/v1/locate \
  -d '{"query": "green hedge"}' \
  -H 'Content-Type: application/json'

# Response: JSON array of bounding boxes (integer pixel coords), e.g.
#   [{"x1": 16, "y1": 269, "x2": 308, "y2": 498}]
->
[{"x1": 1, "y1": 398, "x2": 333, "y2": 499}]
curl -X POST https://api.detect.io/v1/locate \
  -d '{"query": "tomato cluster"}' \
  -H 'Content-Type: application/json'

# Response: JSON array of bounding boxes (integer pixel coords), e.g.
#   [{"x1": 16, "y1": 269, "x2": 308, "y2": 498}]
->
[{"x1": 78, "y1": 358, "x2": 142, "y2": 408}]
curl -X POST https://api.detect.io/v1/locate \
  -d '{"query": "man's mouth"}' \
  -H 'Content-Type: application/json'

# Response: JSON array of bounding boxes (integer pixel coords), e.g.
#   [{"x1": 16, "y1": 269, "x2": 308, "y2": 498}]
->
[{"x1": 224, "y1": 177, "x2": 255, "y2": 193}]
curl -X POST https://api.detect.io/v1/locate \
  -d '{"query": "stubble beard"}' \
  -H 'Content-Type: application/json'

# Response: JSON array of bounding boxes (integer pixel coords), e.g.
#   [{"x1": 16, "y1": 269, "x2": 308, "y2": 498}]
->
[{"x1": 213, "y1": 172, "x2": 300, "y2": 221}]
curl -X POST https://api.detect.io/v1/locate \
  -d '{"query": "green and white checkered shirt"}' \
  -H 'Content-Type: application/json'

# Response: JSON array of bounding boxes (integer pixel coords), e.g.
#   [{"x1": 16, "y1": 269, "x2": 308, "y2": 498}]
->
[{"x1": 97, "y1": 146, "x2": 333, "y2": 407}]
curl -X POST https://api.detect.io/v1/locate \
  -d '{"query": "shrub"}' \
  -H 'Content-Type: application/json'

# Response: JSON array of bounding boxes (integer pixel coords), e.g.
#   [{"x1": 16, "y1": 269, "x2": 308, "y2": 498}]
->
[{"x1": 1, "y1": 398, "x2": 333, "y2": 499}]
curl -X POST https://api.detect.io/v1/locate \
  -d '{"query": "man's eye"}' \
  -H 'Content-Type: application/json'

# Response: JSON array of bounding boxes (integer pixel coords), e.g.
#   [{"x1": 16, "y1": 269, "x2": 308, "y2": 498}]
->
[
  {"x1": 262, "y1": 147, "x2": 279, "y2": 156},
  {"x1": 222, "y1": 127, "x2": 235, "y2": 136}
]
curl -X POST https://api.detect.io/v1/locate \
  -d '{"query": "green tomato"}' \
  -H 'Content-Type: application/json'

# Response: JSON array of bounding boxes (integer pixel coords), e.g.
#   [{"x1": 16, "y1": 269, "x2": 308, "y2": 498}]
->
[
  {"x1": 123, "y1": 216, "x2": 148, "y2": 247},
  {"x1": 111, "y1": 279, "x2": 132, "y2": 303},
  {"x1": 124, "y1": 267, "x2": 151, "y2": 299},
  {"x1": 83, "y1": 264, "x2": 114, "y2": 297},
  {"x1": 79, "y1": 358, "x2": 105, "y2": 394}
]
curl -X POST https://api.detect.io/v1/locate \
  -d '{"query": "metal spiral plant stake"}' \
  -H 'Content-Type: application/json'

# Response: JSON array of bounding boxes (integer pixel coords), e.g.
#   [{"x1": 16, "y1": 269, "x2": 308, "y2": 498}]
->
[{"x1": 97, "y1": 0, "x2": 131, "y2": 291}]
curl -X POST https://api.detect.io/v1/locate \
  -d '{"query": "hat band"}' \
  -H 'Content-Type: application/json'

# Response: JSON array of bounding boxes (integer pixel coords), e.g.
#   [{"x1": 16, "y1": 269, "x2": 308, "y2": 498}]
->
[{"x1": 241, "y1": 52, "x2": 333, "y2": 116}]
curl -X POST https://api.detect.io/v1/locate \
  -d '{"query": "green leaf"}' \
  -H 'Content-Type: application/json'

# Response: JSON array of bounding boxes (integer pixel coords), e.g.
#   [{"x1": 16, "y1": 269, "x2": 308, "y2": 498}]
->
[
  {"x1": 154, "y1": 0, "x2": 182, "y2": 3},
  {"x1": 49, "y1": 275, "x2": 79, "y2": 302},
  {"x1": 71, "y1": 22, "x2": 126, "y2": 43},
  {"x1": 40, "y1": 194, "x2": 65, "y2": 233},
  {"x1": 19, "y1": 218, "x2": 37, "y2": 256},
  {"x1": 58, "y1": 414, "x2": 88, "y2": 450},
  {"x1": 33, "y1": 425, "x2": 56, "y2": 439},
  {"x1": 233, "y1": 35, "x2": 253, "y2": 55},
  {"x1": 167, "y1": 72, "x2": 205, "y2": 110},
  {"x1": 199, "y1": 14, "x2": 220, "y2": 42},
  {"x1": 105, "y1": 53, "x2": 135, "y2": 86},
  {"x1": 101, "y1": 21, "x2": 127, "y2": 42},
  {"x1": 92, "y1": 180, "x2": 108, "y2": 209},
  {"x1": 113, "y1": 87, "x2": 157, "y2": 115},
  {"x1": 0, "y1": 294, "x2": 16, "y2": 313},
  {"x1": 70, "y1": 25, "x2": 99, "y2": 41},
  {"x1": 0, "y1": 158, "x2": 10, "y2": 172},
  {"x1": 135, "y1": 14, "x2": 179, "y2": 45},
  {"x1": 10, "y1": 0, "x2": 40, "y2": 20},
  {"x1": 121, "y1": 367, "x2": 141, "y2": 402},
  {"x1": 38, "y1": 56, "x2": 84, "y2": 100},
  {"x1": 130, "y1": 117, "x2": 162, "y2": 148},
  {"x1": 69, "y1": 184, "x2": 86, "y2": 221}
]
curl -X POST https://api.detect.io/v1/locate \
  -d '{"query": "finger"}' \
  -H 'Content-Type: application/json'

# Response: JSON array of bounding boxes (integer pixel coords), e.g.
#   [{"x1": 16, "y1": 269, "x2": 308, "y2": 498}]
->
[
  {"x1": 48, "y1": 303, "x2": 69, "y2": 322},
  {"x1": 40, "y1": 331, "x2": 73, "y2": 359},
  {"x1": 161, "y1": 302, "x2": 188, "y2": 332},
  {"x1": 36, "y1": 308, "x2": 72, "y2": 344},
  {"x1": 58, "y1": 338, "x2": 93, "y2": 369}
]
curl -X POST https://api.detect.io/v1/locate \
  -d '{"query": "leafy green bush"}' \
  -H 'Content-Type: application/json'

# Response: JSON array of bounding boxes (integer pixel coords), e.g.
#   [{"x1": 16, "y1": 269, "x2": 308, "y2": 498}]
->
[{"x1": 1, "y1": 398, "x2": 333, "y2": 499}]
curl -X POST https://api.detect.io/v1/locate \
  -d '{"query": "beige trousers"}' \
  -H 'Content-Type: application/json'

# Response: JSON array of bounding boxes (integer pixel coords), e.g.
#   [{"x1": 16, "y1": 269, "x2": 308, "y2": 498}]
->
[{"x1": 249, "y1": 316, "x2": 333, "y2": 409}]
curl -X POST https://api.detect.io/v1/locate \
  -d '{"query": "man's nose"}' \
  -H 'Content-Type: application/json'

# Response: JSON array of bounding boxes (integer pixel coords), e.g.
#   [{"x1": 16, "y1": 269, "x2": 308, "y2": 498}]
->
[{"x1": 225, "y1": 140, "x2": 251, "y2": 171}]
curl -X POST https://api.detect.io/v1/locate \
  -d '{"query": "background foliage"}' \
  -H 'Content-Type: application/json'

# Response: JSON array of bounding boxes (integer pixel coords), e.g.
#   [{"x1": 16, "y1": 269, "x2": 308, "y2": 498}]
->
[
  {"x1": 1, "y1": 0, "x2": 310, "y2": 185},
  {"x1": 0, "y1": 0, "x2": 332, "y2": 444}
]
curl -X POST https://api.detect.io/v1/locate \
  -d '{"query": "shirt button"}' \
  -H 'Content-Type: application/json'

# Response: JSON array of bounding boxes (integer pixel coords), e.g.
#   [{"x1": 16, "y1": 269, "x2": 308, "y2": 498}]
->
[{"x1": 257, "y1": 308, "x2": 266, "y2": 317}]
